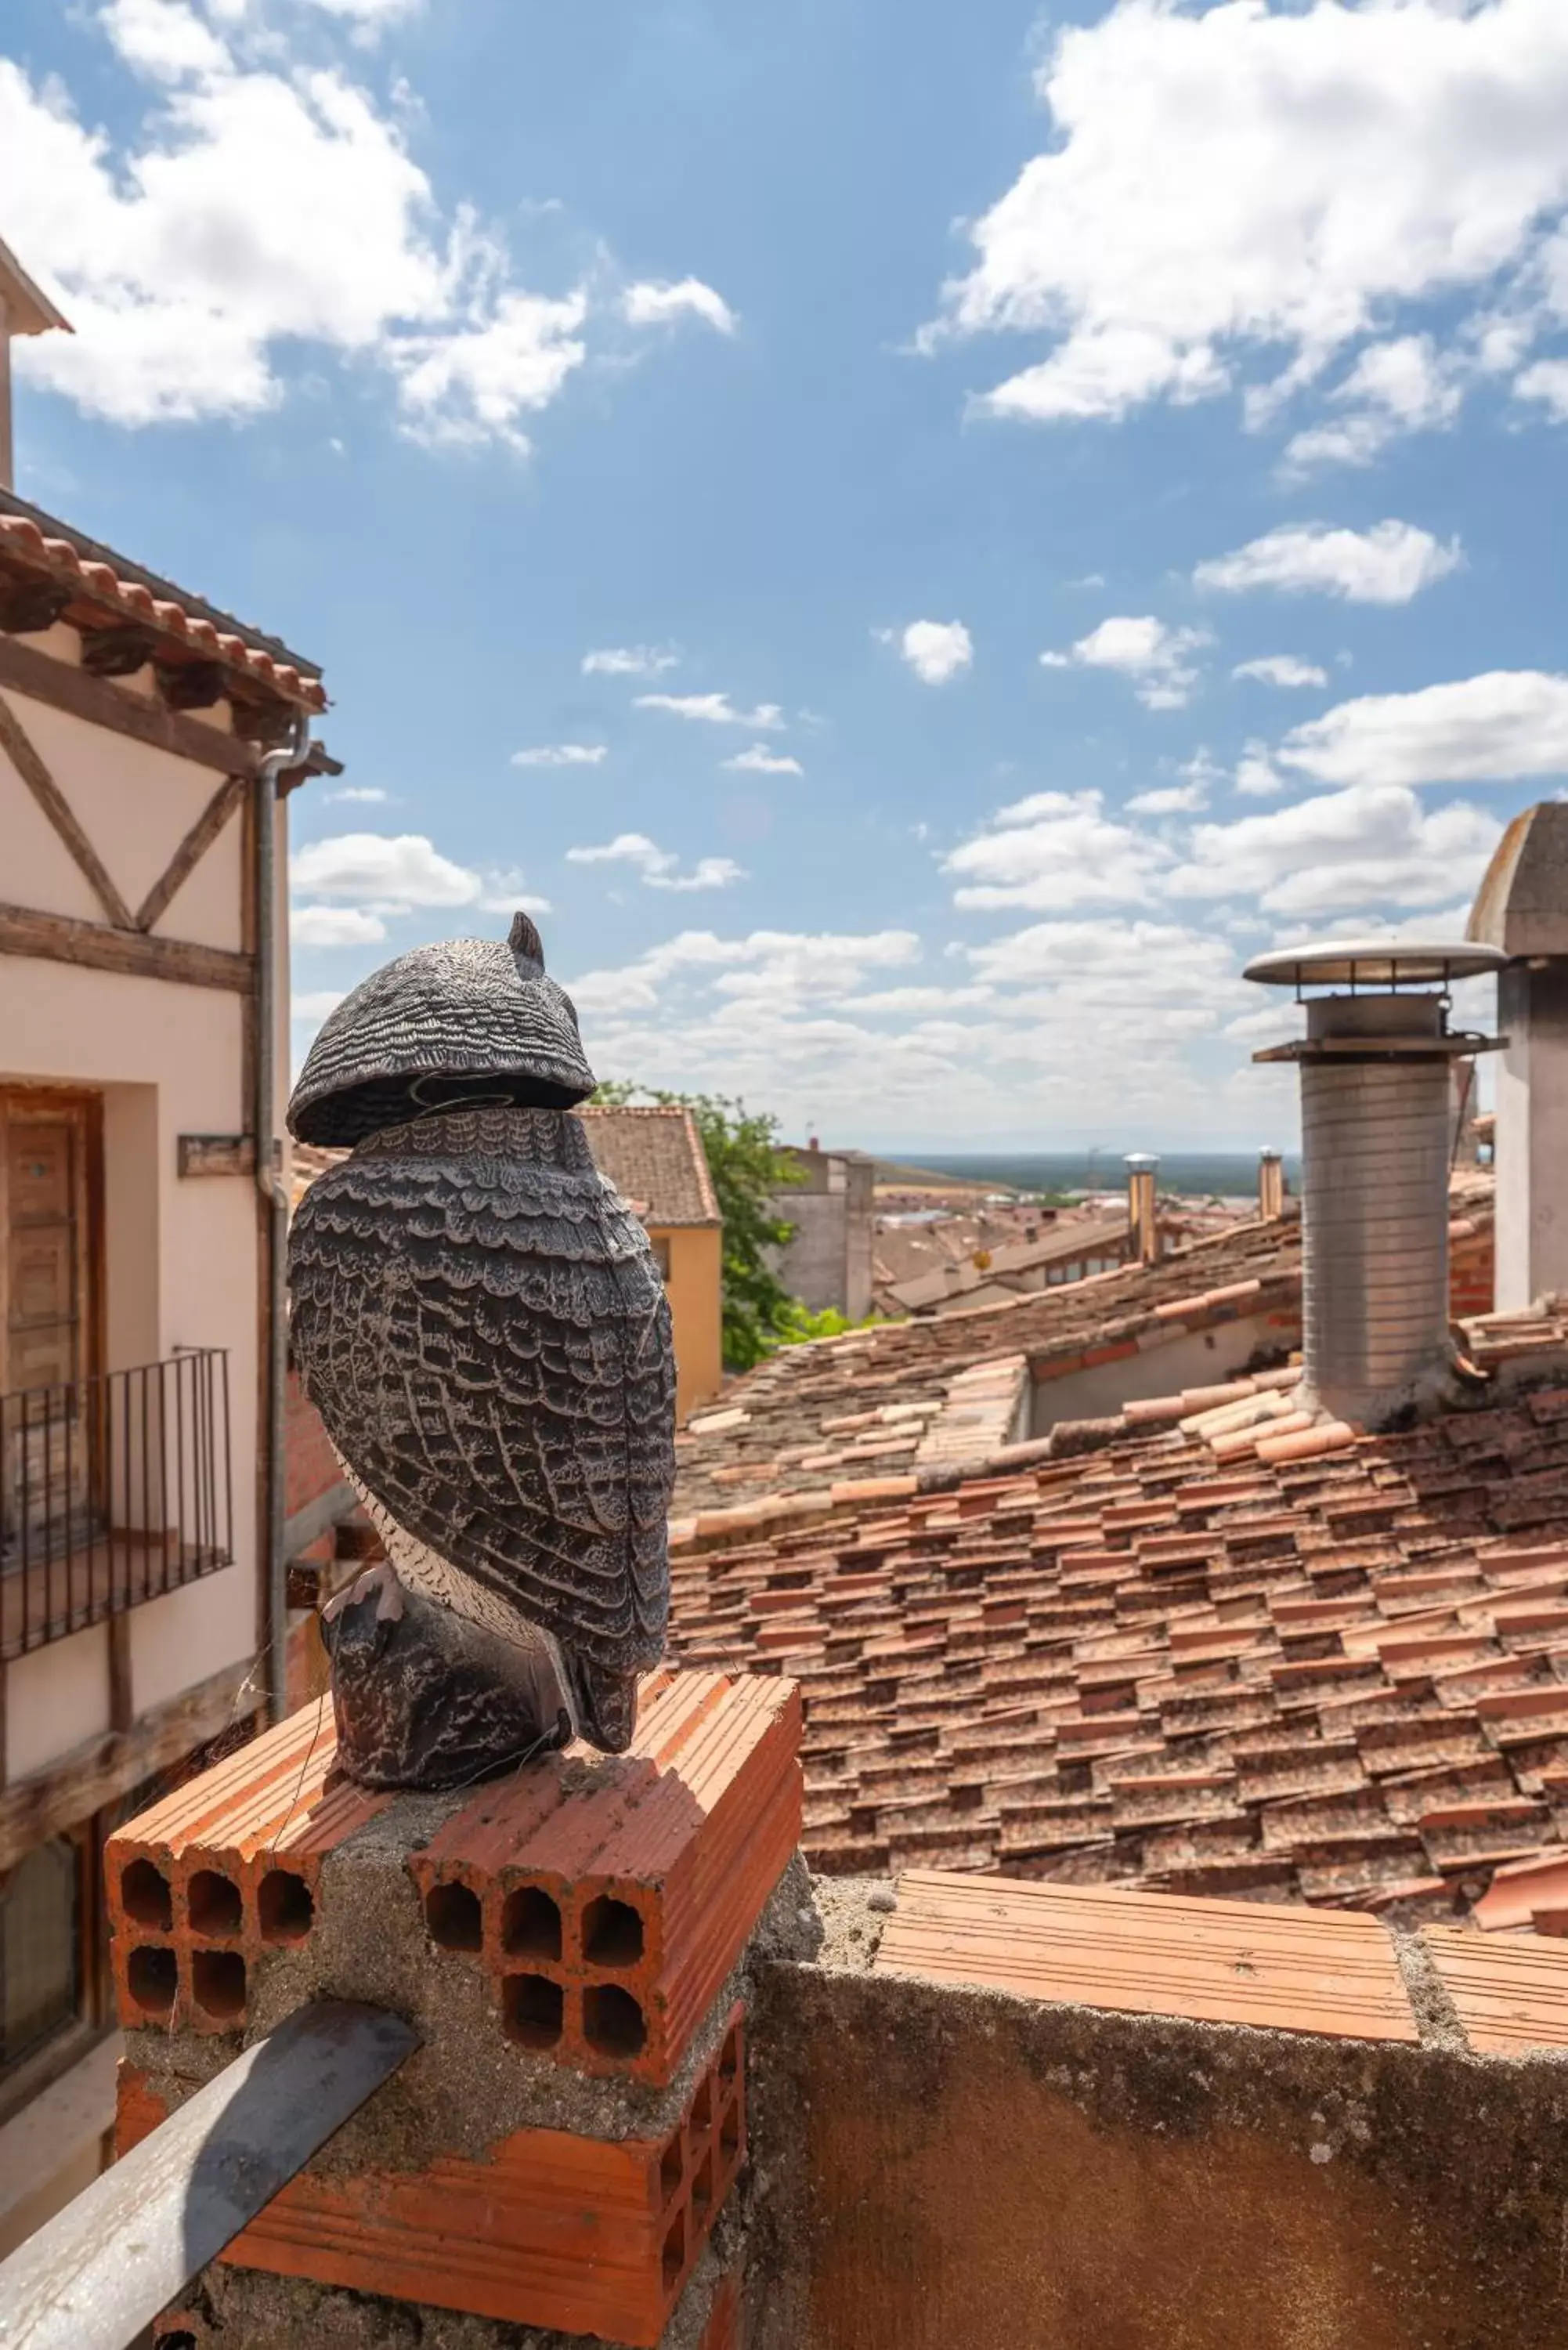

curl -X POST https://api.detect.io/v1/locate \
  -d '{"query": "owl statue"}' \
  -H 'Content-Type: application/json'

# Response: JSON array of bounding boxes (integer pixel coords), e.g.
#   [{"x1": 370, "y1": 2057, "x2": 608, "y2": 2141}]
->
[{"x1": 286, "y1": 913, "x2": 675, "y2": 1790}]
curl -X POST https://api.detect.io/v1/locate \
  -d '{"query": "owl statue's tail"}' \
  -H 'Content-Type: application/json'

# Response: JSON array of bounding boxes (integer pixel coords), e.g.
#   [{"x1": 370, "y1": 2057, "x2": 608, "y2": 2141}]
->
[{"x1": 562, "y1": 1650, "x2": 641, "y2": 1755}]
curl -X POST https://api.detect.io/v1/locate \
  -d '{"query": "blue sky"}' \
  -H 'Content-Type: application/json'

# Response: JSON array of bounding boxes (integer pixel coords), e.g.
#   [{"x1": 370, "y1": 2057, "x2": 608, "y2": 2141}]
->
[{"x1": 6, "y1": 0, "x2": 1568, "y2": 1151}]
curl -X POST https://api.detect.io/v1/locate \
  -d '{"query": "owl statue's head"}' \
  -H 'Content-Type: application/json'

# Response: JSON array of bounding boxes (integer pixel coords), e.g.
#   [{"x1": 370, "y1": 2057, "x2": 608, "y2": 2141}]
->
[{"x1": 287, "y1": 912, "x2": 597, "y2": 1148}]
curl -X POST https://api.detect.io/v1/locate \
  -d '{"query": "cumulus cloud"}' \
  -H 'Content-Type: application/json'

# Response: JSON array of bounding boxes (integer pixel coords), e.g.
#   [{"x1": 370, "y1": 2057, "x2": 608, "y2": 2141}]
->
[
  {"x1": 288, "y1": 831, "x2": 480, "y2": 906},
  {"x1": 1126, "y1": 781, "x2": 1209, "y2": 815},
  {"x1": 1236, "y1": 742, "x2": 1287, "y2": 798},
  {"x1": 1516, "y1": 359, "x2": 1568, "y2": 419},
  {"x1": 1039, "y1": 616, "x2": 1209, "y2": 710},
  {"x1": 292, "y1": 988, "x2": 349, "y2": 1023},
  {"x1": 941, "y1": 788, "x2": 1173, "y2": 911},
  {"x1": 581, "y1": 645, "x2": 680, "y2": 677},
  {"x1": 324, "y1": 784, "x2": 390, "y2": 804},
  {"x1": 634, "y1": 692, "x2": 785, "y2": 729},
  {"x1": 289, "y1": 903, "x2": 388, "y2": 947},
  {"x1": 1275, "y1": 671, "x2": 1568, "y2": 790},
  {"x1": 1166, "y1": 785, "x2": 1501, "y2": 918},
  {"x1": 887, "y1": 620, "x2": 974, "y2": 686},
  {"x1": 1233, "y1": 656, "x2": 1329, "y2": 690},
  {"x1": 966, "y1": 918, "x2": 1235, "y2": 1000},
  {"x1": 721, "y1": 746, "x2": 804, "y2": 775},
  {"x1": 931, "y1": 0, "x2": 1568, "y2": 448},
  {"x1": 510, "y1": 743, "x2": 609, "y2": 768},
  {"x1": 1281, "y1": 334, "x2": 1462, "y2": 471},
  {"x1": 0, "y1": 18, "x2": 704, "y2": 447},
  {"x1": 565, "y1": 834, "x2": 746, "y2": 892},
  {"x1": 622, "y1": 278, "x2": 736, "y2": 334},
  {"x1": 1194, "y1": 522, "x2": 1461, "y2": 605}
]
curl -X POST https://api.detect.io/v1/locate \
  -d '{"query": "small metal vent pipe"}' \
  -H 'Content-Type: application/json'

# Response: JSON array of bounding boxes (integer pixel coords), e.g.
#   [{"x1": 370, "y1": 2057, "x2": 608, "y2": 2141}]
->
[
  {"x1": 1258, "y1": 1148, "x2": 1284, "y2": 1223},
  {"x1": 1245, "y1": 942, "x2": 1505, "y2": 1430},
  {"x1": 1125, "y1": 1152, "x2": 1160, "y2": 1265}
]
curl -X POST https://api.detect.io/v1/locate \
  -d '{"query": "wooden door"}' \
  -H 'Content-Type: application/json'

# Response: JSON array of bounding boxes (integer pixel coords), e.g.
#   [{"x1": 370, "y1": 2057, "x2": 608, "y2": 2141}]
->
[{"x1": 0, "y1": 1091, "x2": 102, "y2": 1564}]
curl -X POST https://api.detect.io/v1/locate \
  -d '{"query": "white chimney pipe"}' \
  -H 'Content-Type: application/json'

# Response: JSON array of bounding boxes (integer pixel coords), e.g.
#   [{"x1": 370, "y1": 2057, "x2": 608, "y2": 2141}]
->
[
  {"x1": 1244, "y1": 942, "x2": 1505, "y2": 1429},
  {"x1": 1124, "y1": 1152, "x2": 1160, "y2": 1265}
]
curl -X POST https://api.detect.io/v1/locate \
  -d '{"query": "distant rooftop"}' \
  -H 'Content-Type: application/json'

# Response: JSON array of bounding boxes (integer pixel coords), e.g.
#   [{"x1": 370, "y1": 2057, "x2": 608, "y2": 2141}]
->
[{"x1": 577, "y1": 1103, "x2": 722, "y2": 1227}]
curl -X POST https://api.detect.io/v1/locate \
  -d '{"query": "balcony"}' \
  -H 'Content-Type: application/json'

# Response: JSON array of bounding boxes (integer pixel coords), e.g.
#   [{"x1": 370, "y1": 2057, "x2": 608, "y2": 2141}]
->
[{"x1": 0, "y1": 1350, "x2": 233, "y2": 1661}]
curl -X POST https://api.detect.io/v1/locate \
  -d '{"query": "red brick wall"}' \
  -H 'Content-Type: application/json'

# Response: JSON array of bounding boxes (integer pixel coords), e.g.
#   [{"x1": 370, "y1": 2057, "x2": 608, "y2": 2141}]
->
[
  {"x1": 1451, "y1": 1227, "x2": 1495, "y2": 1320},
  {"x1": 284, "y1": 1368, "x2": 345, "y2": 1520}
]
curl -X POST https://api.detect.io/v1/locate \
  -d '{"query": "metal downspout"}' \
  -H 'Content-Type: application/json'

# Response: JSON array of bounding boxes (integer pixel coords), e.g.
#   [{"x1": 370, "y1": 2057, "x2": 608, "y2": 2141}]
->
[{"x1": 255, "y1": 712, "x2": 310, "y2": 1725}]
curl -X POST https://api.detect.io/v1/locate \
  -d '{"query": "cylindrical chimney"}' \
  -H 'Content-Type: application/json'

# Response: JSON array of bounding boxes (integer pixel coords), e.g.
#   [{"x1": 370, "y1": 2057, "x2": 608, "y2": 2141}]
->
[
  {"x1": 1244, "y1": 942, "x2": 1505, "y2": 1429},
  {"x1": 1125, "y1": 1152, "x2": 1160, "y2": 1266},
  {"x1": 1258, "y1": 1148, "x2": 1284, "y2": 1222}
]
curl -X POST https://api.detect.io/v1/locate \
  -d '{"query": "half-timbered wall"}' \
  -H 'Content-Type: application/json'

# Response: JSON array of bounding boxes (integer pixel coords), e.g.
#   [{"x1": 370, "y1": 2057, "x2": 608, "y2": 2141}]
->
[{"x1": 0, "y1": 634, "x2": 286, "y2": 1779}]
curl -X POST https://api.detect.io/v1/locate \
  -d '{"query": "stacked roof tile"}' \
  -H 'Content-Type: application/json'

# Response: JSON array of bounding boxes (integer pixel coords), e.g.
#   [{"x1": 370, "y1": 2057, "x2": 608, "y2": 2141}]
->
[
  {"x1": 576, "y1": 1104, "x2": 722, "y2": 1227},
  {"x1": 667, "y1": 1334, "x2": 1568, "y2": 1929},
  {"x1": 675, "y1": 1175, "x2": 1494, "y2": 1523}
]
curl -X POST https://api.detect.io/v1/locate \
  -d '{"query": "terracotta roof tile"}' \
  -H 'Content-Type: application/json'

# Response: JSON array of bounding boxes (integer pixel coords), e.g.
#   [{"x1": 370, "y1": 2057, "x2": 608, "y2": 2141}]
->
[
  {"x1": 0, "y1": 492, "x2": 324, "y2": 711},
  {"x1": 576, "y1": 1106, "x2": 721, "y2": 1227}
]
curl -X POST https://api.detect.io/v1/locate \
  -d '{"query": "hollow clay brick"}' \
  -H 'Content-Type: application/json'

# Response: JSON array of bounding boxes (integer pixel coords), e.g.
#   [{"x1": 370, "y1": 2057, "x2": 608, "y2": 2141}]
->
[
  {"x1": 118, "y1": 2006, "x2": 746, "y2": 2346},
  {"x1": 410, "y1": 1668, "x2": 800, "y2": 2084},
  {"x1": 107, "y1": 1697, "x2": 389, "y2": 2035}
]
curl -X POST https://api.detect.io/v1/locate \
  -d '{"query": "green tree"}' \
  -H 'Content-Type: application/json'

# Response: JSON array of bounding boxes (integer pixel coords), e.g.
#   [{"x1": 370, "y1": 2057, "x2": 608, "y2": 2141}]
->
[{"x1": 593, "y1": 1084, "x2": 804, "y2": 1370}]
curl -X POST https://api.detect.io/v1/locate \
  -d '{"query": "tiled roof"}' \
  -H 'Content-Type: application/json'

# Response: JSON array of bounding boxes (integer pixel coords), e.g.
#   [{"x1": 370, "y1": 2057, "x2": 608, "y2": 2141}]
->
[
  {"x1": 666, "y1": 1344, "x2": 1568, "y2": 1929},
  {"x1": 577, "y1": 1104, "x2": 721, "y2": 1227},
  {"x1": 885, "y1": 1213, "x2": 1133, "y2": 1314},
  {"x1": 672, "y1": 1173, "x2": 1495, "y2": 1520},
  {"x1": 0, "y1": 488, "x2": 325, "y2": 711}
]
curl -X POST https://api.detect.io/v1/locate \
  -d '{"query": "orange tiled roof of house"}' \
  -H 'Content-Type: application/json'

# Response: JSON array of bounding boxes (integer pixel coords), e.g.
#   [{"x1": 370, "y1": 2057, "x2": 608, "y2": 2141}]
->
[
  {"x1": 674, "y1": 1170, "x2": 1495, "y2": 1518},
  {"x1": 665, "y1": 1334, "x2": 1568, "y2": 1932},
  {"x1": 576, "y1": 1104, "x2": 721, "y2": 1227},
  {"x1": 0, "y1": 490, "x2": 326, "y2": 712}
]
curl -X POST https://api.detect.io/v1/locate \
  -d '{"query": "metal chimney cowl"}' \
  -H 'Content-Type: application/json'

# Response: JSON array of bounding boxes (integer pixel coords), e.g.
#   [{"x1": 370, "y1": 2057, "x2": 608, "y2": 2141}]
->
[{"x1": 1244, "y1": 942, "x2": 1506, "y2": 1431}]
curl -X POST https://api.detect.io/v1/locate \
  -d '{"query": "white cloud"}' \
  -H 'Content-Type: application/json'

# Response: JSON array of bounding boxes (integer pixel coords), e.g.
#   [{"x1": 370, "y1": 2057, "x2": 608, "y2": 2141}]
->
[
  {"x1": 581, "y1": 645, "x2": 680, "y2": 677},
  {"x1": 1126, "y1": 781, "x2": 1208, "y2": 815},
  {"x1": 1166, "y1": 785, "x2": 1501, "y2": 918},
  {"x1": 510, "y1": 743, "x2": 609, "y2": 769},
  {"x1": 634, "y1": 692, "x2": 785, "y2": 729},
  {"x1": 567, "y1": 927, "x2": 920, "y2": 1018},
  {"x1": 1233, "y1": 656, "x2": 1329, "y2": 690},
  {"x1": 292, "y1": 988, "x2": 349, "y2": 1022},
  {"x1": 721, "y1": 745, "x2": 804, "y2": 776},
  {"x1": 290, "y1": 903, "x2": 388, "y2": 947},
  {"x1": 389, "y1": 288, "x2": 587, "y2": 452},
  {"x1": 564, "y1": 834, "x2": 746, "y2": 892},
  {"x1": 1236, "y1": 742, "x2": 1286, "y2": 798},
  {"x1": 889, "y1": 620, "x2": 974, "y2": 687},
  {"x1": 324, "y1": 784, "x2": 389, "y2": 803},
  {"x1": 0, "y1": 24, "x2": 696, "y2": 447},
  {"x1": 102, "y1": 0, "x2": 230, "y2": 80},
  {"x1": 1281, "y1": 334, "x2": 1462, "y2": 470},
  {"x1": 942, "y1": 788, "x2": 1174, "y2": 911},
  {"x1": 933, "y1": 0, "x2": 1568, "y2": 443},
  {"x1": 1517, "y1": 358, "x2": 1568, "y2": 419},
  {"x1": 1039, "y1": 616, "x2": 1209, "y2": 710},
  {"x1": 966, "y1": 918, "x2": 1235, "y2": 999},
  {"x1": 622, "y1": 278, "x2": 736, "y2": 334},
  {"x1": 1274, "y1": 671, "x2": 1568, "y2": 790},
  {"x1": 288, "y1": 831, "x2": 480, "y2": 906},
  {"x1": 1194, "y1": 522, "x2": 1461, "y2": 606}
]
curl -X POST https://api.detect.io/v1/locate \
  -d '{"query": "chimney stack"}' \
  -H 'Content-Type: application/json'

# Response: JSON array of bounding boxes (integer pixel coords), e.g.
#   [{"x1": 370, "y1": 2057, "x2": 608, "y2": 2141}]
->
[
  {"x1": 1125, "y1": 1152, "x2": 1161, "y2": 1266},
  {"x1": 1244, "y1": 942, "x2": 1504, "y2": 1430},
  {"x1": 1258, "y1": 1148, "x2": 1285, "y2": 1222},
  {"x1": 1467, "y1": 804, "x2": 1568, "y2": 1313},
  {"x1": 0, "y1": 233, "x2": 70, "y2": 491}
]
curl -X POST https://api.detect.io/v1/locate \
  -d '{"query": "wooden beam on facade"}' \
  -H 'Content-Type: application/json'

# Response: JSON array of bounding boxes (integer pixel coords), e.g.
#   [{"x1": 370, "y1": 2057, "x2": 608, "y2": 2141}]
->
[
  {"x1": 177, "y1": 1133, "x2": 257, "y2": 1177},
  {"x1": 0, "y1": 629, "x2": 263, "y2": 779},
  {"x1": 0, "y1": 690, "x2": 136, "y2": 929},
  {"x1": 0, "y1": 1656, "x2": 262, "y2": 1873},
  {"x1": 0, "y1": 901, "x2": 254, "y2": 993},
  {"x1": 133, "y1": 771, "x2": 246, "y2": 933}
]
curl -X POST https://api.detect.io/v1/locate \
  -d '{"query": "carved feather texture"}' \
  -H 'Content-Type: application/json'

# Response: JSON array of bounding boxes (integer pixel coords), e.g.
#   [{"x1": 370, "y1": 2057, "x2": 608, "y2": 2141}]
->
[{"x1": 287, "y1": 1106, "x2": 675, "y2": 1676}]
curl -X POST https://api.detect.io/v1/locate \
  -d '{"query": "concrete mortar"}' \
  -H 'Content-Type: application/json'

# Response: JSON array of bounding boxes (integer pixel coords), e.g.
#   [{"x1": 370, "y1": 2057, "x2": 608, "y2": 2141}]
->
[
  {"x1": 167, "y1": 2214, "x2": 742, "y2": 2350},
  {"x1": 127, "y1": 1831, "x2": 819, "y2": 2177}
]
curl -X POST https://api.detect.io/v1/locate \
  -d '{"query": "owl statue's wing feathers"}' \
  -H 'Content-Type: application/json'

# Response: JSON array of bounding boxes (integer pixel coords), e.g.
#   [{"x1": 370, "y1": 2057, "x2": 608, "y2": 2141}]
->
[{"x1": 288, "y1": 1150, "x2": 674, "y2": 1672}]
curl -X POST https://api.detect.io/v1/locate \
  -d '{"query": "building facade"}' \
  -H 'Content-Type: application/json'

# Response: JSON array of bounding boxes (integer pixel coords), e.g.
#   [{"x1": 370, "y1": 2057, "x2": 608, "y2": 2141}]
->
[
  {"x1": 771, "y1": 1144, "x2": 875, "y2": 1322},
  {"x1": 0, "y1": 286, "x2": 328, "y2": 2245},
  {"x1": 576, "y1": 1104, "x2": 724, "y2": 1419}
]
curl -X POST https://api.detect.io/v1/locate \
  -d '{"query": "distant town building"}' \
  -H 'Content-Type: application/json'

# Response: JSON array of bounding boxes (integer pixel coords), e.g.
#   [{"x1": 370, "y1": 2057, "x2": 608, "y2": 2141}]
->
[
  {"x1": 771, "y1": 1142, "x2": 875, "y2": 1321},
  {"x1": 578, "y1": 1105, "x2": 724, "y2": 1418}
]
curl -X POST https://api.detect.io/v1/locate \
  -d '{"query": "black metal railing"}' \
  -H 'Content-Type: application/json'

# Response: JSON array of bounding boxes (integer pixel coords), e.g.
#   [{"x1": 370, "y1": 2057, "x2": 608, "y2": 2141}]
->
[{"x1": 0, "y1": 1350, "x2": 233, "y2": 1661}]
